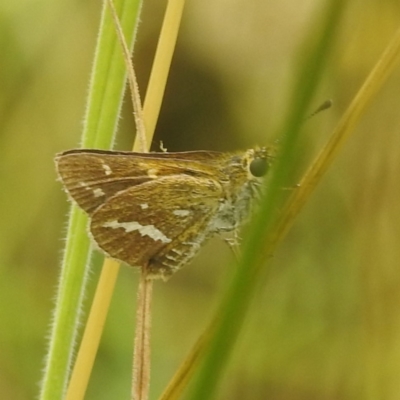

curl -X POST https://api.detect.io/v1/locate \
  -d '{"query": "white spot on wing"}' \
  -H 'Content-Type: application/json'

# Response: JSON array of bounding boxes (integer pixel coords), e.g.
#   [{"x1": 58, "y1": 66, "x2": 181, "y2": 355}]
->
[
  {"x1": 102, "y1": 163, "x2": 112, "y2": 176},
  {"x1": 171, "y1": 248, "x2": 183, "y2": 256},
  {"x1": 147, "y1": 168, "x2": 158, "y2": 179},
  {"x1": 140, "y1": 203, "x2": 149, "y2": 209},
  {"x1": 93, "y1": 188, "x2": 105, "y2": 198},
  {"x1": 173, "y1": 209, "x2": 190, "y2": 217},
  {"x1": 102, "y1": 220, "x2": 171, "y2": 243}
]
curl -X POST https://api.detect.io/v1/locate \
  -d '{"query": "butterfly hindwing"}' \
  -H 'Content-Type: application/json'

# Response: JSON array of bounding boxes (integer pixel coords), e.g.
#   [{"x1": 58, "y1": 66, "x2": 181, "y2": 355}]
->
[{"x1": 89, "y1": 174, "x2": 223, "y2": 278}]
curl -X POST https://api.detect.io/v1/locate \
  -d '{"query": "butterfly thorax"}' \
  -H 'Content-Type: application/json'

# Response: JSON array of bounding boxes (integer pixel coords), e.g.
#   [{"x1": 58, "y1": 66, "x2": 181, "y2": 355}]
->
[{"x1": 207, "y1": 150, "x2": 264, "y2": 234}]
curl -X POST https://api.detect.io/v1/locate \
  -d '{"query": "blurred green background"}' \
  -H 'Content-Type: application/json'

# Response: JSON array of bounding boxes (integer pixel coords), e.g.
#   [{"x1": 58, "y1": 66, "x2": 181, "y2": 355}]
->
[{"x1": 1, "y1": 0, "x2": 400, "y2": 399}]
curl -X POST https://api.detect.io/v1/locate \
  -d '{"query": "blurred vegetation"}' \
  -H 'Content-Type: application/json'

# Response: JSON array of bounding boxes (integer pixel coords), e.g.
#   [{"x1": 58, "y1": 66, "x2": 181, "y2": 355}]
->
[{"x1": 1, "y1": 0, "x2": 400, "y2": 399}]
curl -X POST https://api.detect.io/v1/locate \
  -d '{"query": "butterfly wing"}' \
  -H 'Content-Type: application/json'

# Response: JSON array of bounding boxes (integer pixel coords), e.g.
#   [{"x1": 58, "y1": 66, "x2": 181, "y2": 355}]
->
[
  {"x1": 55, "y1": 149, "x2": 224, "y2": 214},
  {"x1": 89, "y1": 174, "x2": 223, "y2": 279}
]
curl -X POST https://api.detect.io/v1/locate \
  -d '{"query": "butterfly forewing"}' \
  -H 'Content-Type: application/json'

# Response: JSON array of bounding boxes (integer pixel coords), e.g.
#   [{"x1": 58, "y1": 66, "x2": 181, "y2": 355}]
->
[
  {"x1": 55, "y1": 150, "x2": 224, "y2": 214},
  {"x1": 89, "y1": 174, "x2": 223, "y2": 278}
]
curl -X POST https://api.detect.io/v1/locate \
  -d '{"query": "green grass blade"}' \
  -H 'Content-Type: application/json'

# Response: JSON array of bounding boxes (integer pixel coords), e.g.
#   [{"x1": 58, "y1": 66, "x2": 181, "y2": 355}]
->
[
  {"x1": 187, "y1": 1, "x2": 347, "y2": 399},
  {"x1": 39, "y1": 1, "x2": 142, "y2": 399}
]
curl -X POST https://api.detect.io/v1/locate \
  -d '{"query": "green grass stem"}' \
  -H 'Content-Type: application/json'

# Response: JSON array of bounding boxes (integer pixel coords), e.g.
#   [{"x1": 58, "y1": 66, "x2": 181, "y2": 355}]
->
[{"x1": 39, "y1": 1, "x2": 142, "y2": 399}]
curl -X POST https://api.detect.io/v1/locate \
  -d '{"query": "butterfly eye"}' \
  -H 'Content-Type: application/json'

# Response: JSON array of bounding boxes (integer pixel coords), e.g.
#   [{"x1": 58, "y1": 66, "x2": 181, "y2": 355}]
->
[{"x1": 249, "y1": 157, "x2": 268, "y2": 177}]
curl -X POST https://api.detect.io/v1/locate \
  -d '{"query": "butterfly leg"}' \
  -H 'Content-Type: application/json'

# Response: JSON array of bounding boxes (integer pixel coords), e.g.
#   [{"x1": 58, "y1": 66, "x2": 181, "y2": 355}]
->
[{"x1": 224, "y1": 230, "x2": 241, "y2": 261}]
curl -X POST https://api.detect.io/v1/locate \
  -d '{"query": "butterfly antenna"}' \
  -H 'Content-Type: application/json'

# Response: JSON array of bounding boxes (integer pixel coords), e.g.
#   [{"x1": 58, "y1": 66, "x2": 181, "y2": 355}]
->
[{"x1": 305, "y1": 99, "x2": 333, "y2": 120}]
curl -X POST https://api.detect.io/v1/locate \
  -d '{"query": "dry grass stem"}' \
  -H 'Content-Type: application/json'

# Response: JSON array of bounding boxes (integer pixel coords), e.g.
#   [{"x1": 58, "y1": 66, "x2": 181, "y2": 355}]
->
[
  {"x1": 106, "y1": 0, "x2": 147, "y2": 153},
  {"x1": 132, "y1": 270, "x2": 153, "y2": 400}
]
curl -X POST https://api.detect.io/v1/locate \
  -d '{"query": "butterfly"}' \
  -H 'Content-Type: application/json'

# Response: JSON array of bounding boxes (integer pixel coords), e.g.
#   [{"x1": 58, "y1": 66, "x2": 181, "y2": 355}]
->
[{"x1": 55, "y1": 147, "x2": 272, "y2": 279}]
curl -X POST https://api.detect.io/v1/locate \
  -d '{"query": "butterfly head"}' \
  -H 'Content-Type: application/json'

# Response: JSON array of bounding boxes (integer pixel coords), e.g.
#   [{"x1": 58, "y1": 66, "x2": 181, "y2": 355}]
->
[{"x1": 243, "y1": 147, "x2": 274, "y2": 181}]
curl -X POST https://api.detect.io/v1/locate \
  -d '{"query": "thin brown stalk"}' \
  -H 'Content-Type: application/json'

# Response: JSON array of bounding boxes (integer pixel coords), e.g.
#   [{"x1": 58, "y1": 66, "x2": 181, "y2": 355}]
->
[
  {"x1": 132, "y1": 268, "x2": 153, "y2": 400},
  {"x1": 129, "y1": 1, "x2": 186, "y2": 397},
  {"x1": 106, "y1": 0, "x2": 147, "y2": 152},
  {"x1": 106, "y1": 1, "x2": 153, "y2": 398}
]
